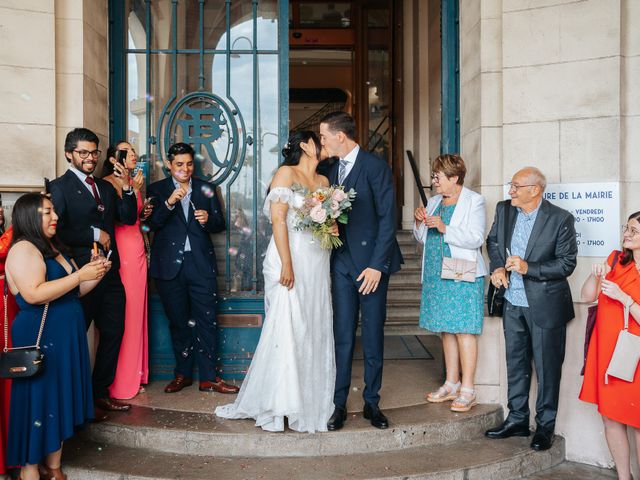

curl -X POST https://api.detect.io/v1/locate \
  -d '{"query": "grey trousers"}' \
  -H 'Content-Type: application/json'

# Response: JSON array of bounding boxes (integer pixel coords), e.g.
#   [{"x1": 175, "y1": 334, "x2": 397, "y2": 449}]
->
[{"x1": 503, "y1": 301, "x2": 567, "y2": 431}]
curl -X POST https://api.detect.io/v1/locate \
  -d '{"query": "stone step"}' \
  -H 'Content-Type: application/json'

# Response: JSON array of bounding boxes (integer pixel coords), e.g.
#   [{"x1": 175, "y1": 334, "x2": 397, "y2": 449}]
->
[
  {"x1": 63, "y1": 436, "x2": 564, "y2": 480},
  {"x1": 389, "y1": 272, "x2": 421, "y2": 284},
  {"x1": 81, "y1": 403, "x2": 503, "y2": 458},
  {"x1": 524, "y1": 461, "x2": 617, "y2": 479},
  {"x1": 385, "y1": 308, "x2": 419, "y2": 319}
]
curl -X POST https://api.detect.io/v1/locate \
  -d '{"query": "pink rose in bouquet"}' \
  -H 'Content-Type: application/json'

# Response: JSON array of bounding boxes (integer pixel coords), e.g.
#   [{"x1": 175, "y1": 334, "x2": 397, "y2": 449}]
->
[{"x1": 310, "y1": 204, "x2": 327, "y2": 223}]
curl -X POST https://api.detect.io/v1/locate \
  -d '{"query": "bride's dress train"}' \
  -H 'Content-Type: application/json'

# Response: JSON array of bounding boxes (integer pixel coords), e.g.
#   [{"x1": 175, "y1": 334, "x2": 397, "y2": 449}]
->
[{"x1": 215, "y1": 187, "x2": 336, "y2": 433}]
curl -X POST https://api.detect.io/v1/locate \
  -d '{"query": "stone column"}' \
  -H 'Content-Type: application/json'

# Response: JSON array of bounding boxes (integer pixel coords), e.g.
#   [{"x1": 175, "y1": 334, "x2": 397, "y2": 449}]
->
[
  {"x1": 460, "y1": 0, "x2": 640, "y2": 470},
  {"x1": 0, "y1": 1, "x2": 56, "y2": 191},
  {"x1": 55, "y1": 0, "x2": 109, "y2": 175}
]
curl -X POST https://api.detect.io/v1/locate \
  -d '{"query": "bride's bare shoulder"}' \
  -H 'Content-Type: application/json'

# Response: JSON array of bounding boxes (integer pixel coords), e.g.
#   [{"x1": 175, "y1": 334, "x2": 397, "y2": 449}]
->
[{"x1": 270, "y1": 165, "x2": 296, "y2": 189}]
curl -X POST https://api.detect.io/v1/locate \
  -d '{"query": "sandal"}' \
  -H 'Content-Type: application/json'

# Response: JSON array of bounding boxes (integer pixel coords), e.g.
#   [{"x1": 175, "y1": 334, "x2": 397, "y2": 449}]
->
[
  {"x1": 38, "y1": 463, "x2": 68, "y2": 480},
  {"x1": 426, "y1": 380, "x2": 461, "y2": 403},
  {"x1": 138, "y1": 385, "x2": 146, "y2": 395},
  {"x1": 450, "y1": 387, "x2": 477, "y2": 412}
]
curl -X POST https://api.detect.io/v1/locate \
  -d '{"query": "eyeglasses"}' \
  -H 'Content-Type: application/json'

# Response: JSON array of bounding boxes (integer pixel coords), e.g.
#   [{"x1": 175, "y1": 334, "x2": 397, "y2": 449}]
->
[
  {"x1": 73, "y1": 149, "x2": 102, "y2": 159},
  {"x1": 431, "y1": 173, "x2": 446, "y2": 183},
  {"x1": 622, "y1": 225, "x2": 640, "y2": 237},
  {"x1": 506, "y1": 182, "x2": 536, "y2": 191}
]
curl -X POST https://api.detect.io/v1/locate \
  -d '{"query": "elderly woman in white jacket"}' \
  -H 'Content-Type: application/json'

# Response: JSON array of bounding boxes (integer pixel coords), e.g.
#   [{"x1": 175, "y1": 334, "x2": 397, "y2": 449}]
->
[{"x1": 413, "y1": 154, "x2": 487, "y2": 412}]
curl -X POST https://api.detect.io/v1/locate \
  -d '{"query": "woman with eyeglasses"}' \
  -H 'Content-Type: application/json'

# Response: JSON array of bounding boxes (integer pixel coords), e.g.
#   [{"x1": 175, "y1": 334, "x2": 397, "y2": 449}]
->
[
  {"x1": 101, "y1": 141, "x2": 152, "y2": 400},
  {"x1": 413, "y1": 154, "x2": 487, "y2": 412},
  {"x1": 580, "y1": 211, "x2": 640, "y2": 480}
]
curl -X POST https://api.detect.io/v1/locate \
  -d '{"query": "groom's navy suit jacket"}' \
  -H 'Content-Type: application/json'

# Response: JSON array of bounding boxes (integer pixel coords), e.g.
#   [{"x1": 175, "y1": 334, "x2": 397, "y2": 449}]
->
[
  {"x1": 327, "y1": 149, "x2": 403, "y2": 275},
  {"x1": 327, "y1": 147, "x2": 402, "y2": 407}
]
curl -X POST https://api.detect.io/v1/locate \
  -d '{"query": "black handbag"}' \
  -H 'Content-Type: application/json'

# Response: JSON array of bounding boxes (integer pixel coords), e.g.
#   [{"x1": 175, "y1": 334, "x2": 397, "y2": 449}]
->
[
  {"x1": 487, "y1": 282, "x2": 505, "y2": 317},
  {"x1": 487, "y1": 203, "x2": 511, "y2": 317},
  {"x1": 0, "y1": 281, "x2": 47, "y2": 379}
]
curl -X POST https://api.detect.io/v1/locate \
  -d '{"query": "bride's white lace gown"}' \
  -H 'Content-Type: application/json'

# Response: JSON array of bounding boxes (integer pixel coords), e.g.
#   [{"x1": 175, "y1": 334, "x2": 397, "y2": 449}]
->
[{"x1": 215, "y1": 186, "x2": 336, "y2": 433}]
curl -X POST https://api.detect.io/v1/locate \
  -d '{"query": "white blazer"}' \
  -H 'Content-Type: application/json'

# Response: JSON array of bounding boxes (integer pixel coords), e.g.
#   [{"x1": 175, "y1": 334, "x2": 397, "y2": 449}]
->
[{"x1": 413, "y1": 186, "x2": 488, "y2": 277}]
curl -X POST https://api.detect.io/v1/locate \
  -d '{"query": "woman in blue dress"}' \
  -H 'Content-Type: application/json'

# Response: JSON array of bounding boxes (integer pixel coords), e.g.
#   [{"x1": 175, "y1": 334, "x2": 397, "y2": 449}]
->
[
  {"x1": 413, "y1": 154, "x2": 487, "y2": 413},
  {"x1": 4, "y1": 193, "x2": 108, "y2": 480}
]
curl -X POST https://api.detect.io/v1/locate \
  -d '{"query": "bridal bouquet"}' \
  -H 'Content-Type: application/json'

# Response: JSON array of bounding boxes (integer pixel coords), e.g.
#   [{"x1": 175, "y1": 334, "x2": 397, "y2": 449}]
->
[{"x1": 292, "y1": 184, "x2": 357, "y2": 249}]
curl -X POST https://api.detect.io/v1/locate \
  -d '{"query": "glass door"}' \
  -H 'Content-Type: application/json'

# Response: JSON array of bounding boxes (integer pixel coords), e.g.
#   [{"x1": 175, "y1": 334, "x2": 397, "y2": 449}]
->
[
  {"x1": 111, "y1": 0, "x2": 288, "y2": 295},
  {"x1": 109, "y1": 0, "x2": 288, "y2": 380}
]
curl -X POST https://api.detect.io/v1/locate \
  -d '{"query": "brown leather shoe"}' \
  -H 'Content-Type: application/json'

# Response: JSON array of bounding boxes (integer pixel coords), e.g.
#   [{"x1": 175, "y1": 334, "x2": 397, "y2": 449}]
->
[
  {"x1": 164, "y1": 374, "x2": 193, "y2": 393},
  {"x1": 94, "y1": 397, "x2": 131, "y2": 412},
  {"x1": 199, "y1": 377, "x2": 239, "y2": 394}
]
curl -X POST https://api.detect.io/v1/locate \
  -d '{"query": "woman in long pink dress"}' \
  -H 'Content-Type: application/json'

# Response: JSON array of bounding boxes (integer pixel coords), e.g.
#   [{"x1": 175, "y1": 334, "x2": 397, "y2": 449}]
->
[{"x1": 102, "y1": 141, "x2": 152, "y2": 399}]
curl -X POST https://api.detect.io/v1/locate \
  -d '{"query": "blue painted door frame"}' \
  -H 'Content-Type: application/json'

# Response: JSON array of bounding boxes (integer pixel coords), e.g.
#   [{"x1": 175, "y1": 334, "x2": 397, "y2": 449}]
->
[
  {"x1": 440, "y1": 0, "x2": 460, "y2": 154},
  {"x1": 108, "y1": 0, "x2": 289, "y2": 381}
]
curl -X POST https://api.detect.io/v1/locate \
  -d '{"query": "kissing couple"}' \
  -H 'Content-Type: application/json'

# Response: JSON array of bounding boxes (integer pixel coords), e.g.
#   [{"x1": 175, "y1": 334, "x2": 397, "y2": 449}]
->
[{"x1": 215, "y1": 112, "x2": 403, "y2": 433}]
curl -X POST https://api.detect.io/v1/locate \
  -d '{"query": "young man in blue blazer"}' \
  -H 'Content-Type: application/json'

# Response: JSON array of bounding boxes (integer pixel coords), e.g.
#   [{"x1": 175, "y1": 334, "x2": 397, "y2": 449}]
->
[
  {"x1": 320, "y1": 112, "x2": 403, "y2": 430},
  {"x1": 146, "y1": 143, "x2": 238, "y2": 395}
]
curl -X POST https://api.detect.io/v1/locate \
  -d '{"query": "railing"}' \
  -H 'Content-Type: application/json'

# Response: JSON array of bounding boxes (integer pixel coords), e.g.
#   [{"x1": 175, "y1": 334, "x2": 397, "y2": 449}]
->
[
  {"x1": 292, "y1": 101, "x2": 345, "y2": 132},
  {"x1": 367, "y1": 114, "x2": 390, "y2": 152},
  {"x1": 406, "y1": 150, "x2": 431, "y2": 207}
]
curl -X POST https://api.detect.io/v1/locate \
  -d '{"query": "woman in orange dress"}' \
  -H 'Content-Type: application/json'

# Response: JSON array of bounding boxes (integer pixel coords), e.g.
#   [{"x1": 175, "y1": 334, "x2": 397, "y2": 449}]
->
[
  {"x1": 580, "y1": 211, "x2": 640, "y2": 480},
  {"x1": 1, "y1": 221, "x2": 18, "y2": 476}
]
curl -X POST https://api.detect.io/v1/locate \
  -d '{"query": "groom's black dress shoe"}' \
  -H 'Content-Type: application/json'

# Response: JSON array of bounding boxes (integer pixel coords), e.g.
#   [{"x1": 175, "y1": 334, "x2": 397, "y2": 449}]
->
[
  {"x1": 363, "y1": 403, "x2": 388, "y2": 429},
  {"x1": 327, "y1": 406, "x2": 347, "y2": 431},
  {"x1": 485, "y1": 420, "x2": 530, "y2": 439},
  {"x1": 530, "y1": 427, "x2": 554, "y2": 451}
]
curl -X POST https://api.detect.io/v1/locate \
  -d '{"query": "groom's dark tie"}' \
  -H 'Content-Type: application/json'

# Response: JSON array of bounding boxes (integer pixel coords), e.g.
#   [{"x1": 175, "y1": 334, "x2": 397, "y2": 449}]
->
[{"x1": 338, "y1": 158, "x2": 348, "y2": 184}]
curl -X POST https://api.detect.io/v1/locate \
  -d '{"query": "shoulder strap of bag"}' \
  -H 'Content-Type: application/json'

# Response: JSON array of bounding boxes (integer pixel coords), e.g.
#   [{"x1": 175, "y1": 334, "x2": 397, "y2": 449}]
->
[{"x1": 3, "y1": 277, "x2": 48, "y2": 353}]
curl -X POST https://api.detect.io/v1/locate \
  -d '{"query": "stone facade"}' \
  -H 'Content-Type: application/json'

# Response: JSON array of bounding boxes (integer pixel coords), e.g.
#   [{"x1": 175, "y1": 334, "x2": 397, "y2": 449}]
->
[
  {"x1": 456, "y1": 0, "x2": 639, "y2": 471},
  {"x1": 1, "y1": 0, "x2": 637, "y2": 472}
]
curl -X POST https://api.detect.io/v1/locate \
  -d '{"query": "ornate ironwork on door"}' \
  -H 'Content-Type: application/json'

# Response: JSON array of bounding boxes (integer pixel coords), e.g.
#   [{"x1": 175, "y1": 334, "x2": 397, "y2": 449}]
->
[{"x1": 109, "y1": 0, "x2": 288, "y2": 294}]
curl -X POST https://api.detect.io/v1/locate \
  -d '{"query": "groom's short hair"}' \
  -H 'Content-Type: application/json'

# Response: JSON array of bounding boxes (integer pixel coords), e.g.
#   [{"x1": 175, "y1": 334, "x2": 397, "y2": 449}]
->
[{"x1": 320, "y1": 111, "x2": 356, "y2": 141}]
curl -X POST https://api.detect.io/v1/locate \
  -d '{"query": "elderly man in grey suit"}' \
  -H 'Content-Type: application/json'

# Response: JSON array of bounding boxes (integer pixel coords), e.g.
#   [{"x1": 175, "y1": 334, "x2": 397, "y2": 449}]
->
[{"x1": 485, "y1": 167, "x2": 578, "y2": 451}]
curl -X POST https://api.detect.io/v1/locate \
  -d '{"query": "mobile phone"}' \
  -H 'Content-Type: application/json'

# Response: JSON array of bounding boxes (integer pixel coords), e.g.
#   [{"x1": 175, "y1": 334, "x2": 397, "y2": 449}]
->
[{"x1": 117, "y1": 149, "x2": 127, "y2": 166}]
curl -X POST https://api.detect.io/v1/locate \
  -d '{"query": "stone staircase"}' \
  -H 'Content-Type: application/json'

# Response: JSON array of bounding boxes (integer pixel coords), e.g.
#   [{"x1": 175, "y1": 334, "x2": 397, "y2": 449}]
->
[
  {"x1": 59, "y1": 345, "x2": 574, "y2": 479},
  {"x1": 387, "y1": 230, "x2": 423, "y2": 328},
  {"x1": 63, "y1": 402, "x2": 567, "y2": 479}
]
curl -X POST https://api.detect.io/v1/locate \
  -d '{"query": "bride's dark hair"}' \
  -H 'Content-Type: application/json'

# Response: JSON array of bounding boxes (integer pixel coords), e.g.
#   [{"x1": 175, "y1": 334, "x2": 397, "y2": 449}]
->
[{"x1": 281, "y1": 130, "x2": 321, "y2": 166}]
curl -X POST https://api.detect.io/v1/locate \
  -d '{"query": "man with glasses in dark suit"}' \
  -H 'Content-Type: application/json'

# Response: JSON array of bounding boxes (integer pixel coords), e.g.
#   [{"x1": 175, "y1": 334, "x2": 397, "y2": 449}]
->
[
  {"x1": 485, "y1": 167, "x2": 577, "y2": 451},
  {"x1": 50, "y1": 128, "x2": 137, "y2": 415}
]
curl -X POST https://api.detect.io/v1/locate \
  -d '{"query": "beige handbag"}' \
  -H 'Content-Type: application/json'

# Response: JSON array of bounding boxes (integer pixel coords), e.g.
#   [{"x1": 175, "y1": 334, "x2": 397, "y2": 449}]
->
[
  {"x1": 441, "y1": 257, "x2": 477, "y2": 282},
  {"x1": 436, "y1": 205, "x2": 477, "y2": 283},
  {"x1": 605, "y1": 303, "x2": 640, "y2": 384}
]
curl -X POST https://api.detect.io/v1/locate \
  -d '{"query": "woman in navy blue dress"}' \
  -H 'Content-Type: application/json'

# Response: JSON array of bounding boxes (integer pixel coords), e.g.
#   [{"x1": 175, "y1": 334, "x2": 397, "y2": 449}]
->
[{"x1": 4, "y1": 193, "x2": 108, "y2": 480}]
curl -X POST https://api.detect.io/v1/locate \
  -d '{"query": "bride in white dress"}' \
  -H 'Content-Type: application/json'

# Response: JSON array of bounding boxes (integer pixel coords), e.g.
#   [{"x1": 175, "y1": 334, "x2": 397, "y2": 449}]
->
[{"x1": 215, "y1": 131, "x2": 336, "y2": 433}]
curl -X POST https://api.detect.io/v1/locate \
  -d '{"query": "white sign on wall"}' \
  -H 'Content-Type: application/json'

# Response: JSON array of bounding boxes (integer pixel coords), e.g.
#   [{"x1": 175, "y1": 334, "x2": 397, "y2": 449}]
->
[{"x1": 503, "y1": 182, "x2": 620, "y2": 257}]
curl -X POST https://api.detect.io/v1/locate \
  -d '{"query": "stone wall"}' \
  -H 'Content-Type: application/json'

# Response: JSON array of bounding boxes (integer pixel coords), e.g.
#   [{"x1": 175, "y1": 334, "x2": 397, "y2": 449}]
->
[
  {"x1": 0, "y1": 0, "x2": 57, "y2": 191},
  {"x1": 0, "y1": 0, "x2": 109, "y2": 196},
  {"x1": 457, "y1": 0, "x2": 640, "y2": 470}
]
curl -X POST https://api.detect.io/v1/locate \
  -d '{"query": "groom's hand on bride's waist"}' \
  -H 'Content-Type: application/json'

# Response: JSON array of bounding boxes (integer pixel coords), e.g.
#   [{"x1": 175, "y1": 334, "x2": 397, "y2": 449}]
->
[{"x1": 357, "y1": 268, "x2": 382, "y2": 295}]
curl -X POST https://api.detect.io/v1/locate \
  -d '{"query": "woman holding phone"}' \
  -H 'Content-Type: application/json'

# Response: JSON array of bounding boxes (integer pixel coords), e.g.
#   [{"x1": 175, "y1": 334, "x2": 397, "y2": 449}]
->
[{"x1": 102, "y1": 141, "x2": 152, "y2": 399}]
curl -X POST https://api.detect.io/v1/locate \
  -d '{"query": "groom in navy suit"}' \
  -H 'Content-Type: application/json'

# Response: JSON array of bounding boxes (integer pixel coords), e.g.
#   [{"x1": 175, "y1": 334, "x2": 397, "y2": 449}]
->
[
  {"x1": 146, "y1": 142, "x2": 238, "y2": 395},
  {"x1": 320, "y1": 112, "x2": 403, "y2": 430}
]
